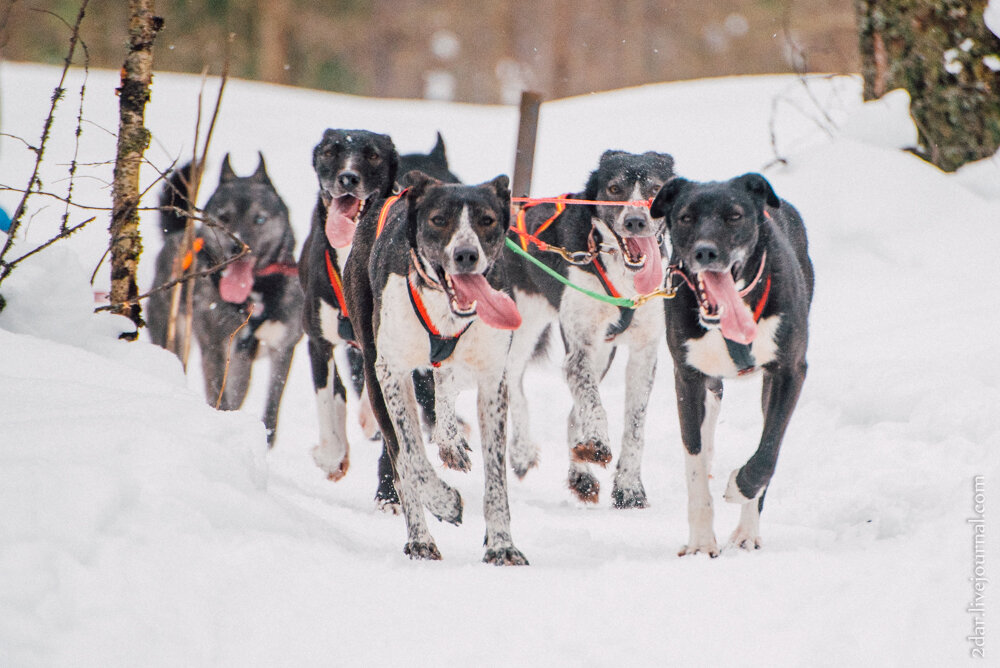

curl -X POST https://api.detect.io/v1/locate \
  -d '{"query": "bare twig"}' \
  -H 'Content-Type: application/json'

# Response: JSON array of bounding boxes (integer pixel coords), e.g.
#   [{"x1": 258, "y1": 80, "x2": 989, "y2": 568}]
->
[
  {"x1": 0, "y1": 0, "x2": 91, "y2": 291},
  {"x1": 5, "y1": 218, "x2": 95, "y2": 270},
  {"x1": 215, "y1": 303, "x2": 254, "y2": 409}
]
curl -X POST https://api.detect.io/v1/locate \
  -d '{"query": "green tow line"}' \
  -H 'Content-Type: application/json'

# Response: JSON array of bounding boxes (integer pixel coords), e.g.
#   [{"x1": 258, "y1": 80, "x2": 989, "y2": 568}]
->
[{"x1": 504, "y1": 237, "x2": 638, "y2": 309}]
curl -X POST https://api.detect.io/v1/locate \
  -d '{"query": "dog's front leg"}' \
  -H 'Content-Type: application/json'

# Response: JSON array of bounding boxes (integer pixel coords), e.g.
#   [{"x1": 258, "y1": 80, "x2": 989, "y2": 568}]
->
[
  {"x1": 430, "y1": 366, "x2": 472, "y2": 472},
  {"x1": 675, "y1": 366, "x2": 722, "y2": 557},
  {"x1": 724, "y1": 362, "x2": 806, "y2": 549},
  {"x1": 563, "y1": 337, "x2": 613, "y2": 503},
  {"x1": 261, "y1": 341, "x2": 296, "y2": 448},
  {"x1": 307, "y1": 337, "x2": 350, "y2": 481},
  {"x1": 478, "y1": 370, "x2": 528, "y2": 566},
  {"x1": 612, "y1": 341, "x2": 658, "y2": 509},
  {"x1": 375, "y1": 359, "x2": 443, "y2": 559}
]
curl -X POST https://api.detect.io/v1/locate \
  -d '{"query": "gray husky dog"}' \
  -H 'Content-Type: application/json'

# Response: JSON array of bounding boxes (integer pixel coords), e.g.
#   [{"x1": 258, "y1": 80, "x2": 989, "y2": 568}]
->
[{"x1": 148, "y1": 154, "x2": 304, "y2": 446}]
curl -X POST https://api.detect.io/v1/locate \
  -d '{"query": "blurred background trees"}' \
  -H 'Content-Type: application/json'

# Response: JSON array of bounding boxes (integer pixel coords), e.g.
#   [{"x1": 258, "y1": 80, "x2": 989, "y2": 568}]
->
[{"x1": 2, "y1": 0, "x2": 857, "y2": 103}]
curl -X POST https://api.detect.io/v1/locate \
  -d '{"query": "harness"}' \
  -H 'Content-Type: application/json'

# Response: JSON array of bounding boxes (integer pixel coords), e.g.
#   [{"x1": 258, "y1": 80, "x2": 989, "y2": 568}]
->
[
  {"x1": 376, "y1": 189, "x2": 473, "y2": 367},
  {"x1": 324, "y1": 248, "x2": 355, "y2": 341}
]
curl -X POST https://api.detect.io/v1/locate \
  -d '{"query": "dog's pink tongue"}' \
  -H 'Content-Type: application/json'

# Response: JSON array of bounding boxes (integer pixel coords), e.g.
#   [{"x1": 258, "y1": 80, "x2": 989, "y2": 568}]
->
[
  {"x1": 219, "y1": 258, "x2": 255, "y2": 304},
  {"x1": 701, "y1": 270, "x2": 757, "y2": 344},
  {"x1": 631, "y1": 236, "x2": 664, "y2": 294},
  {"x1": 450, "y1": 273, "x2": 521, "y2": 330},
  {"x1": 325, "y1": 196, "x2": 360, "y2": 248}
]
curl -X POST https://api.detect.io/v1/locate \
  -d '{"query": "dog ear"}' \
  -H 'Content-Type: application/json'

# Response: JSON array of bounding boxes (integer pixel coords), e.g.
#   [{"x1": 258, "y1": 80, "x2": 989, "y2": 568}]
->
[
  {"x1": 431, "y1": 132, "x2": 448, "y2": 166},
  {"x1": 487, "y1": 174, "x2": 511, "y2": 225},
  {"x1": 251, "y1": 151, "x2": 273, "y2": 186},
  {"x1": 649, "y1": 176, "x2": 689, "y2": 221},
  {"x1": 219, "y1": 154, "x2": 237, "y2": 184},
  {"x1": 644, "y1": 151, "x2": 676, "y2": 178},
  {"x1": 378, "y1": 133, "x2": 399, "y2": 194},
  {"x1": 403, "y1": 171, "x2": 441, "y2": 201},
  {"x1": 736, "y1": 173, "x2": 780, "y2": 208}
]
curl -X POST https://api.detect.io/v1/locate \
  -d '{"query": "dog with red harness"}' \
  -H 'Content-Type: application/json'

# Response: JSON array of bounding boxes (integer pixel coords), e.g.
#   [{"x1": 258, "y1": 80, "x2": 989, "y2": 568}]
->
[
  {"x1": 649, "y1": 172, "x2": 814, "y2": 556},
  {"x1": 344, "y1": 172, "x2": 526, "y2": 563}
]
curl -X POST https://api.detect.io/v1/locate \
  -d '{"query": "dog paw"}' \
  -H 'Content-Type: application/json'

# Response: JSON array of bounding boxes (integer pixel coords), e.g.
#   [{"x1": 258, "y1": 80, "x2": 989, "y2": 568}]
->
[
  {"x1": 728, "y1": 526, "x2": 762, "y2": 551},
  {"x1": 568, "y1": 469, "x2": 600, "y2": 504},
  {"x1": 435, "y1": 439, "x2": 472, "y2": 472},
  {"x1": 312, "y1": 445, "x2": 350, "y2": 482},
  {"x1": 571, "y1": 439, "x2": 612, "y2": 466},
  {"x1": 677, "y1": 539, "x2": 720, "y2": 558},
  {"x1": 374, "y1": 477, "x2": 400, "y2": 513},
  {"x1": 509, "y1": 441, "x2": 540, "y2": 479},
  {"x1": 612, "y1": 481, "x2": 648, "y2": 509},
  {"x1": 484, "y1": 546, "x2": 529, "y2": 566},
  {"x1": 404, "y1": 541, "x2": 442, "y2": 561},
  {"x1": 424, "y1": 484, "x2": 464, "y2": 526}
]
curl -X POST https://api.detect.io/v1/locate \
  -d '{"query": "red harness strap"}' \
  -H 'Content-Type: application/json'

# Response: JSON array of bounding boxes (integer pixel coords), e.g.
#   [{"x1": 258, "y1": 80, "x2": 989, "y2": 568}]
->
[
  {"x1": 375, "y1": 189, "x2": 408, "y2": 240},
  {"x1": 512, "y1": 195, "x2": 568, "y2": 251},
  {"x1": 406, "y1": 274, "x2": 472, "y2": 367},
  {"x1": 255, "y1": 262, "x2": 298, "y2": 277},
  {"x1": 324, "y1": 248, "x2": 350, "y2": 317}
]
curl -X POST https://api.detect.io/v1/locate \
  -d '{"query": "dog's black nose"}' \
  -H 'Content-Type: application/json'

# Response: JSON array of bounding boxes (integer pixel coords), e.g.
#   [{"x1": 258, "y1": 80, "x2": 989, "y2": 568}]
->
[
  {"x1": 693, "y1": 242, "x2": 720, "y2": 267},
  {"x1": 623, "y1": 216, "x2": 647, "y2": 234},
  {"x1": 453, "y1": 246, "x2": 480, "y2": 272},
  {"x1": 337, "y1": 171, "x2": 360, "y2": 190}
]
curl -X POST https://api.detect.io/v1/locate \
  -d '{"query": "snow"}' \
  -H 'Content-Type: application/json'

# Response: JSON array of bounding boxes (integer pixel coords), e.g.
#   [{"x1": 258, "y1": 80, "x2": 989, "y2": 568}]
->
[
  {"x1": 987, "y1": 0, "x2": 1000, "y2": 39},
  {"x1": 2, "y1": 62, "x2": 999, "y2": 666}
]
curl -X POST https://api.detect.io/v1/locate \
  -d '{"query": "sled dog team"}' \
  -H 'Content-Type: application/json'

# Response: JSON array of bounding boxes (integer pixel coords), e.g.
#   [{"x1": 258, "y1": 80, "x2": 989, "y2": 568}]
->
[{"x1": 150, "y1": 129, "x2": 814, "y2": 564}]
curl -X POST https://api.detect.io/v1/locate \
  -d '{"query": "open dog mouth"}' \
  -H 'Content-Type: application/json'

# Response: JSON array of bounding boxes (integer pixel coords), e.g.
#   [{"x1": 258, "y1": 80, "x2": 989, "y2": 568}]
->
[
  {"x1": 219, "y1": 255, "x2": 256, "y2": 304},
  {"x1": 692, "y1": 262, "x2": 757, "y2": 344},
  {"x1": 324, "y1": 192, "x2": 368, "y2": 248},
  {"x1": 435, "y1": 266, "x2": 522, "y2": 330},
  {"x1": 608, "y1": 227, "x2": 664, "y2": 294}
]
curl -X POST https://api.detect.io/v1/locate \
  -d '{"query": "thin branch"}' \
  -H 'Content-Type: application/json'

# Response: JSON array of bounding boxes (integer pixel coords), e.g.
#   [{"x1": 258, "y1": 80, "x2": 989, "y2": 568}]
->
[
  {"x1": 4, "y1": 218, "x2": 95, "y2": 271},
  {"x1": 216, "y1": 303, "x2": 255, "y2": 410},
  {"x1": 0, "y1": 0, "x2": 91, "y2": 288}
]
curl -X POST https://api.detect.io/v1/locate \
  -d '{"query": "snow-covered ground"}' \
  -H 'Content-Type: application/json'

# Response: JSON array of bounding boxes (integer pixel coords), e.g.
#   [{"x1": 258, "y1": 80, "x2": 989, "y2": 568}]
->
[{"x1": 1, "y1": 61, "x2": 998, "y2": 666}]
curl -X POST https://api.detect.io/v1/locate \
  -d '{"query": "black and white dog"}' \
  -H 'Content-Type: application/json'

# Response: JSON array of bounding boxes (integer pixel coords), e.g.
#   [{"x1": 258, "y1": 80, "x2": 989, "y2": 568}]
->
[
  {"x1": 344, "y1": 172, "x2": 526, "y2": 563},
  {"x1": 648, "y1": 173, "x2": 813, "y2": 556},
  {"x1": 298, "y1": 129, "x2": 398, "y2": 482},
  {"x1": 147, "y1": 154, "x2": 303, "y2": 446},
  {"x1": 505, "y1": 150, "x2": 675, "y2": 507}
]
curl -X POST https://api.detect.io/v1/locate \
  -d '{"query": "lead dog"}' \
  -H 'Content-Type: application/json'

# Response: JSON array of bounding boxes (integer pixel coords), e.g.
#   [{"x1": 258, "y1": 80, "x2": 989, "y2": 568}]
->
[
  {"x1": 344, "y1": 172, "x2": 526, "y2": 563},
  {"x1": 147, "y1": 155, "x2": 303, "y2": 446},
  {"x1": 649, "y1": 173, "x2": 813, "y2": 556},
  {"x1": 505, "y1": 150, "x2": 674, "y2": 507},
  {"x1": 298, "y1": 129, "x2": 398, "y2": 482}
]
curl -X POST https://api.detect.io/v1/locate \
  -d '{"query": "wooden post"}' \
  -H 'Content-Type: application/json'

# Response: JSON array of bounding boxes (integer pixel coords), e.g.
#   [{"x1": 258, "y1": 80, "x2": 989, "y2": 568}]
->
[{"x1": 512, "y1": 90, "x2": 541, "y2": 198}]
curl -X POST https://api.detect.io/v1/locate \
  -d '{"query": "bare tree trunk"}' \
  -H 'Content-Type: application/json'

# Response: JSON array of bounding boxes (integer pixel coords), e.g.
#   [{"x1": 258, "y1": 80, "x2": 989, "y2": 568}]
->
[
  {"x1": 855, "y1": 0, "x2": 1000, "y2": 172},
  {"x1": 110, "y1": 0, "x2": 162, "y2": 337}
]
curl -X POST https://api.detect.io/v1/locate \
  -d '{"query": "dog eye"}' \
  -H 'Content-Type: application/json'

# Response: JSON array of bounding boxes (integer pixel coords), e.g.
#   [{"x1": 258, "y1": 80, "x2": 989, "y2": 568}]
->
[
  {"x1": 477, "y1": 215, "x2": 496, "y2": 228},
  {"x1": 430, "y1": 215, "x2": 448, "y2": 227},
  {"x1": 254, "y1": 214, "x2": 267, "y2": 225},
  {"x1": 367, "y1": 152, "x2": 381, "y2": 164},
  {"x1": 608, "y1": 184, "x2": 622, "y2": 195},
  {"x1": 678, "y1": 214, "x2": 693, "y2": 224},
  {"x1": 727, "y1": 212, "x2": 743, "y2": 222}
]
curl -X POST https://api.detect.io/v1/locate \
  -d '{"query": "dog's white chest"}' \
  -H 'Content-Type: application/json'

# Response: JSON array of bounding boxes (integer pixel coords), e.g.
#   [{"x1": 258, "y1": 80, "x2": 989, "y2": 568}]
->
[{"x1": 684, "y1": 314, "x2": 782, "y2": 378}]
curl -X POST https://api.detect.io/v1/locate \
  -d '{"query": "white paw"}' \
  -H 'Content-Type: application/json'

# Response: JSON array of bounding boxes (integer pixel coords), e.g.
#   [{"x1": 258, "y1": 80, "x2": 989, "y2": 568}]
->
[
  {"x1": 678, "y1": 536, "x2": 720, "y2": 558},
  {"x1": 728, "y1": 526, "x2": 762, "y2": 551},
  {"x1": 312, "y1": 442, "x2": 350, "y2": 481}
]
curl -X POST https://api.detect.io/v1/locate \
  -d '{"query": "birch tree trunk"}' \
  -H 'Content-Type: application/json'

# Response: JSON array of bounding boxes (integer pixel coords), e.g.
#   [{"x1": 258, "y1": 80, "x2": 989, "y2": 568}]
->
[
  {"x1": 109, "y1": 1, "x2": 162, "y2": 336},
  {"x1": 855, "y1": 0, "x2": 1000, "y2": 172}
]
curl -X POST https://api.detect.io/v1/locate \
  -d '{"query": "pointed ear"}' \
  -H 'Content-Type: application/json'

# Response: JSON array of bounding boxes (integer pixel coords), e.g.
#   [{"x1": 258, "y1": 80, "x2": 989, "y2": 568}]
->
[
  {"x1": 736, "y1": 173, "x2": 780, "y2": 208},
  {"x1": 649, "y1": 177, "x2": 690, "y2": 220},
  {"x1": 431, "y1": 132, "x2": 447, "y2": 164},
  {"x1": 251, "y1": 151, "x2": 273, "y2": 186},
  {"x1": 219, "y1": 154, "x2": 237, "y2": 183},
  {"x1": 487, "y1": 174, "x2": 510, "y2": 224},
  {"x1": 403, "y1": 170, "x2": 441, "y2": 202},
  {"x1": 644, "y1": 151, "x2": 675, "y2": 178}
]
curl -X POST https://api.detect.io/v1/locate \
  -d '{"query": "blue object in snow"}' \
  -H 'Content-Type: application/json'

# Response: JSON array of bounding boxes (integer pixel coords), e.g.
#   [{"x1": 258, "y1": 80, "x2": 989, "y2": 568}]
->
[{"x1": 0, "y1": 206, "x2": 11, "y2": 233}]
